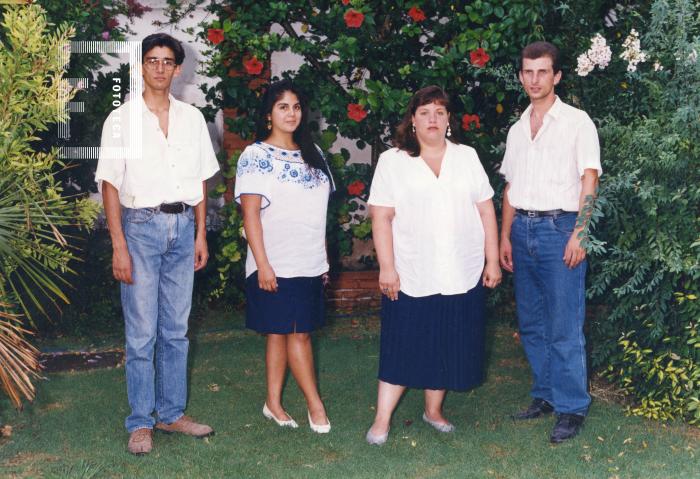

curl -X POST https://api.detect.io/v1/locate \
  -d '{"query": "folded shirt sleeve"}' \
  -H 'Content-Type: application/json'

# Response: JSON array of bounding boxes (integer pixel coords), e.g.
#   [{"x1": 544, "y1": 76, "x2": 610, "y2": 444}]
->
[
  {"x1": 234, "y1": 146, "x2": 273, "y2": 209},
  {"x1": 367, "y1": 151, "x2": 395, "y2": 207},
  {"x1": 576, "y1": 115, "x2": 603, "y2": 177},
  {"x1": 94, "y1": 110, "x2": 125, "y2": 192},
  {"x1": 199, "y1": 113, "x2": 220, "y2": 182}
]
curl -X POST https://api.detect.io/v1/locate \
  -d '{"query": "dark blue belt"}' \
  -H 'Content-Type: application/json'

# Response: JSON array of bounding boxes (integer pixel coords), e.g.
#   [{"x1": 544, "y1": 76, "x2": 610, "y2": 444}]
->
[{"x1": 516, "y1": 208, "x2": 572, "y2": 218}]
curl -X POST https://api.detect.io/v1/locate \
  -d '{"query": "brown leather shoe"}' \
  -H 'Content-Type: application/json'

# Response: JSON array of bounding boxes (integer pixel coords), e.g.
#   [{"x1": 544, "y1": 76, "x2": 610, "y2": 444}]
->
[
  {"x1": 127, "y1": 428, "x2": 153, "y2": 455},
  {"x1": 154, "y1": 415, "x2": 214, "y2": 438}
]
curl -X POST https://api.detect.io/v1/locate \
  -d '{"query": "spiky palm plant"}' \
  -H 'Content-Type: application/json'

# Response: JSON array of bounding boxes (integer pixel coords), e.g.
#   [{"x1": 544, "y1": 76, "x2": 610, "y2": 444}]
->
[{"x1": 0, "y1": 5, "x2": 98, "y2": 407}]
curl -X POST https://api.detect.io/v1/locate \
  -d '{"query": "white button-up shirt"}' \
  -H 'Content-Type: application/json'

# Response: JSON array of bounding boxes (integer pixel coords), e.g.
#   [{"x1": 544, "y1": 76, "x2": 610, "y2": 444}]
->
[
  {"x1": 499, "y1": 97, "x2": 602, "y2": 211},
  {"x1": 95, "y1": 94, "x2": 219, "y2": 208},
  {"x1": 368, "y1": 141, "x2": 494, "y2": 297}
]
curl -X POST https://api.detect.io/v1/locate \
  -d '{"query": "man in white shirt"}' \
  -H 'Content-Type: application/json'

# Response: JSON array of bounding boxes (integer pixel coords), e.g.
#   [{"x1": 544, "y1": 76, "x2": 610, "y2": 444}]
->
[
  {"x1": 499, "y1": 41, "x2": 602, "y2": 444},
  {"x1": 95, "y1": 33, "x2": 220, "y2": 455}
]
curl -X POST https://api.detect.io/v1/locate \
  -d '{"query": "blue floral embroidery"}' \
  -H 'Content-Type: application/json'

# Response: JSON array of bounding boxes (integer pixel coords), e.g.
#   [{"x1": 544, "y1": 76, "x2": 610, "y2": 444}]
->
[
  {"x1": 236, "y1": 150, "x2": 274, "y2": 177},
  {"x1": 239, "y1": 142, "x2": 330, "y2": 189}
]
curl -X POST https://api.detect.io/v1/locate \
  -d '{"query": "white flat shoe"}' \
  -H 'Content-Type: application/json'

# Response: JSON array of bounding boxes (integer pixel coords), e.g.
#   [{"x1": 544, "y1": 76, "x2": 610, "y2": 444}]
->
[
  {"x1": 307, "y1": 410, "x2": 331, "y2": 434},
  {"x1": 365, "y1": 426, "x2": 389, "y2": 445},
  {"x1": 263, "y1": 403, "x2": 298, "y2": 428},
  {"x1": 422, "y1": 412, "x2": 455, "y2": 433}
]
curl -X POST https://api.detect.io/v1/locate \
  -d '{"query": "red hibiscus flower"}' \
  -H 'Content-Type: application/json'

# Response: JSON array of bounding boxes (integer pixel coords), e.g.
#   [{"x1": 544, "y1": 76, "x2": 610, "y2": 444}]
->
[
  {"x1": 207, "y1": 28, "x2": 224, "y2": 45},
  {"x1": 243, "y1": 56, "x2": 264, "y2": 75},
  {"x1": 341, "y1": 0, "x2": 350, "y2": 4},
  {"x1": 344, "y1": 9, "x2": 365, "y2": 28},
  {"x1": 470, "y1": 48, "x2": 490, "y2": 68},
  {"x1": 347, "y1": 103, "x2": 367, "y2": 122},
  {"x1": 408, "y1": 6, "x2": 426, "y2": 22},
  {"x1": 105, "y1": 17, "x2": 119, "y2": 30},
  {"x1": 462, "y1": 114, "x2": 481, "y2": 131},
  {"x1": 347, "y1": 180, "x2": 366, "y2": 196}
]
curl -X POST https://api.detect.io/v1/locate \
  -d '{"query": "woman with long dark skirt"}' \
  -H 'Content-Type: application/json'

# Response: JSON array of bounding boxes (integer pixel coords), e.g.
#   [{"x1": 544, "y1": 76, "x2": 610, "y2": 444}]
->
[{"x1": 365, "y1": 85, "x2": 501, "y2": 445}]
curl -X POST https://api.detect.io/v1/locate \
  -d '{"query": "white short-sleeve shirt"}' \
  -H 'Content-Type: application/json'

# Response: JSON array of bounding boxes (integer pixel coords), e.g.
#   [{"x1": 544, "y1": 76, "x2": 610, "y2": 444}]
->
[
  {"x1": 499, "y1": 97, "x2": 602, "y2": 211},
  {"x1": 95, "y1": 94, "x2": 220, "y2": 208},
  {"x1": 368, "y1": 141, "x2": 494, "y2": 297},
  {"x1": 234, "y1": 141, "x2": 334, "y2": 279}
]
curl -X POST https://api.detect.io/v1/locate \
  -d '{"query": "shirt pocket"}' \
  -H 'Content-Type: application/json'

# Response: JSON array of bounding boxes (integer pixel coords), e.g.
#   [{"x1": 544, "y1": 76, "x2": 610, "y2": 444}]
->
[{"x1": 171, "y1": 143, "x2": 201, "y2": 178}]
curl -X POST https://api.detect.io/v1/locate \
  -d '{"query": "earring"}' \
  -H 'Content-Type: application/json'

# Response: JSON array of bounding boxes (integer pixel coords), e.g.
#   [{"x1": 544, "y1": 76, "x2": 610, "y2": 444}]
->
[
  {"x1": 267, "y1": 119, "x2": 272, "y2": 130},
  {"x1": 446, "y1": 125, "x2": 452, "y2": 137},
  {"x1": 411, "y1": 124, "x2": 416, "y2": 133}
]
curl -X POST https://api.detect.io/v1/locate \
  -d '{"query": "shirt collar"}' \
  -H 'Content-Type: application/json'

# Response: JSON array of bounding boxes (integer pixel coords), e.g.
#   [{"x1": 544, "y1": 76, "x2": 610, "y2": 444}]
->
[
  {"x1": 140, "y1": 92, "x2": 179, "y2": 116},
  {"x1": 521, "y1": 95, "x2": 562, "y2": 122}
]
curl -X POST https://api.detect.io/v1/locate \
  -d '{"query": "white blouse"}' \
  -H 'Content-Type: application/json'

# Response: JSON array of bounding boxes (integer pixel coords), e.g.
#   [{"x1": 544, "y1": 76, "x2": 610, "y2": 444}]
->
[
  {"x1": 234, "y1": 142, "x2": 334, "y2": 279},
  {"x1": 368, "y1": 141, "x2": 494, "y2": 297}
]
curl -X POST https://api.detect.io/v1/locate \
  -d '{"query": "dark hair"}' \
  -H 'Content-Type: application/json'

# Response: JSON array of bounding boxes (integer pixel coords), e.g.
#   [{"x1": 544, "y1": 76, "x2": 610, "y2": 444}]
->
[
  {"x1": 254, "y1": 79, "x2": 329, "y2": 180},
  {"x1": 142, "y1": 33, "x2": 185, "y2": 65},
  {"x1": 394, "y1": 85, "x2": 460, "y2": 157},
  {"x1": 520, "y1": 41, "x2": 561, "y2": 74}
]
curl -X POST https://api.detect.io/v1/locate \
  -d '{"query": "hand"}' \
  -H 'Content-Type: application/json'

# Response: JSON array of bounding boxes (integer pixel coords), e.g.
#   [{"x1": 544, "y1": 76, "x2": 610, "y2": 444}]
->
[
  {"x1": 563, "y1": 229, "x2": 586, "y2": 269},
  {"x1": 482, "y1": 261, "x2": 502, "y2": 289},
  {"x1": 378, "y1": 267, "x2": 400, "y2": 301},
  {"x1": 112, "y1": 245, "x2": 133, "y2": 284},
  {"x1": 258, "y1": 263, "x2": 278, "y2": 292},
  {"x1": 499, "y1": 236, "x2": 514, "y2": 273},
  {"x1": 321, "y1": 272, "x2": 330, "y2": 288},
  {"x1": 194, "y1": 235, "x2": 208, "y2": 271}
]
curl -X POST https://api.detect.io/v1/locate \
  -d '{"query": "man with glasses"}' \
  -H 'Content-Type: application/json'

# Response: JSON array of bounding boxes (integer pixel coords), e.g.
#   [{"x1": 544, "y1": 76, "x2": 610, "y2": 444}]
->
[{"x1": 96, "y1": 33, "x2": 220, "y2": 455}]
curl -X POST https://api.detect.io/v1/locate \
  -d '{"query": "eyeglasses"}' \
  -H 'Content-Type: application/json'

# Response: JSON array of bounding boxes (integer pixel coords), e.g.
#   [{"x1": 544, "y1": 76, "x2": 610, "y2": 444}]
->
[{"x1": 144, "y1": 58, "x2": 177, "y2": 70}]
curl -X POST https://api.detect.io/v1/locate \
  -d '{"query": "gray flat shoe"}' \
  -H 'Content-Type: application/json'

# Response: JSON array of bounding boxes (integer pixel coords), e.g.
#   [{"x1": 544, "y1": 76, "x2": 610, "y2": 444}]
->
[
  {"x1": 365, "y1": 427, "x2": 390, "y2": 445},
  {"x1": 422, "y1": 413, "x2": 455, "y2": 433}
]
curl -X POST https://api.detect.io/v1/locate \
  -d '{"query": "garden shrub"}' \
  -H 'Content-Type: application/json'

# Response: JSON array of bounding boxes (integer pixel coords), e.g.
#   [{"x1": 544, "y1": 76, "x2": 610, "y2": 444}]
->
[
  {"x1": 0, "y1": 4, "x2": 98, "y2": 404},
  {"x1": 569, "y1": 0, "x2": 700, "y2": 424}
]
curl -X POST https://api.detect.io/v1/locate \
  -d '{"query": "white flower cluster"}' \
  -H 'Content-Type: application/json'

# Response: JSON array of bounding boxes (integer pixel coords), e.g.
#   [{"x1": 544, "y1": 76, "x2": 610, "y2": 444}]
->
[
  {"x1": 620, "y1": 29, "x2": 647, "y2": 72},
  {"x1": 576, "y1": 34, "x2": 612, "y2": 76}
]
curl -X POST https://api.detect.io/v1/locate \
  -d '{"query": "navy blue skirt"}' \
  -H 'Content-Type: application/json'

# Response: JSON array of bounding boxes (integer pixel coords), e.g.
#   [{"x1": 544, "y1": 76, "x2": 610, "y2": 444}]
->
[
  {"x1": 378, "y1": 283, "x2": 485, "y2": 391},
  {"x1": 245, "y1": 272, "x2": 326, "y2": 334}
]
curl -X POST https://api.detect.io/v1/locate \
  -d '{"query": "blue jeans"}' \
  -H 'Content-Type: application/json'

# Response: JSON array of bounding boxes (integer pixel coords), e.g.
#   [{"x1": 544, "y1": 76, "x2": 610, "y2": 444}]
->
[
  {"x1": 121, "y1": 207, "x2": 195, "y2": 432},
  {"x1": 511, "y1": 212, "x2": 590, "y2": 416}
]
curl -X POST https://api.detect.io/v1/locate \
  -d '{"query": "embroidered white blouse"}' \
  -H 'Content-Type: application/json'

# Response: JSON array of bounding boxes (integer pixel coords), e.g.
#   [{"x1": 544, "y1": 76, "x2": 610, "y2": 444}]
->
[
  {"x1": 368, "y1": 141, "x2": 494, "y2": 297},
  {"x1": 499, "y1": 97, "x2": 602, "y2": 211},
  {"x1": 95, "y1": 94, "x2": 220, "y2": 208},
  {"x1": 234, "y1": 141, "x2": 334, "y2": 279}
]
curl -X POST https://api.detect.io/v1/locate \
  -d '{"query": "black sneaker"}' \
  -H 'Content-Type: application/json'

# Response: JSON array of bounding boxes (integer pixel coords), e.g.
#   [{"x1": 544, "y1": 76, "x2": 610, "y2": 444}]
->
[
  {"x1": 550, "y1": 413, "x2": 585, "y2": 443},
  {"x1": 511, "y1": 398, "x2": 554, "y2": 420}
]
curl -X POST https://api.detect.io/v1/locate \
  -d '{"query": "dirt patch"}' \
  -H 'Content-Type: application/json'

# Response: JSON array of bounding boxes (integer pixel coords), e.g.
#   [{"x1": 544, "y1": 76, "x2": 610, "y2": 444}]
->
[
  {"x1": 490, "y1": 375, "x2": 515, "y2": 384},
  {"x1": 38, "y1": 402, "x2": 65, "y2": 412},
  {"x1": 4, "y1": 452, "x2": 61, "y2": 467},
  {"x1": 589, "y1": 374, "x2": 628, "y2": 405},
  {"x1": 39, "y1": 350, "x2": 123, "y2": 373},
  {"x1": 486, "y1": 443, "x2": 509, "y2": 458},
  {"x1": 680, "y1": 425, "x2": 700, "y2": 441},
  {"x1": 496, "y1": 358, "x2": 527, "y2": 369}
]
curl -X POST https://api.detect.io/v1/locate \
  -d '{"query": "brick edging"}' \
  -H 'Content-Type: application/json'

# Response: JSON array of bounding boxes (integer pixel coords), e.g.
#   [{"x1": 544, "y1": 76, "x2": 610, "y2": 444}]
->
[{"x1": 326, "y1": 270, "x2": 380, "y2": 310}]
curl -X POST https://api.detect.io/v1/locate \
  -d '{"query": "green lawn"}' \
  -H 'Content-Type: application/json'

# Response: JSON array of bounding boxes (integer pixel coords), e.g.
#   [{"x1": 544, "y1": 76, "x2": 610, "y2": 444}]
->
[{"x1": 1, "y1": 311, "x2": 698, "y2": 479}]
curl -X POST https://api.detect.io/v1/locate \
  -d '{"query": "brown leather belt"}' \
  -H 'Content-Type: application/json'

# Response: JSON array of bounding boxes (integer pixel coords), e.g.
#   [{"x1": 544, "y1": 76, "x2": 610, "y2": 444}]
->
[{"x1": 515, "y1": 209, "x2": 572, "y2": 218}]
